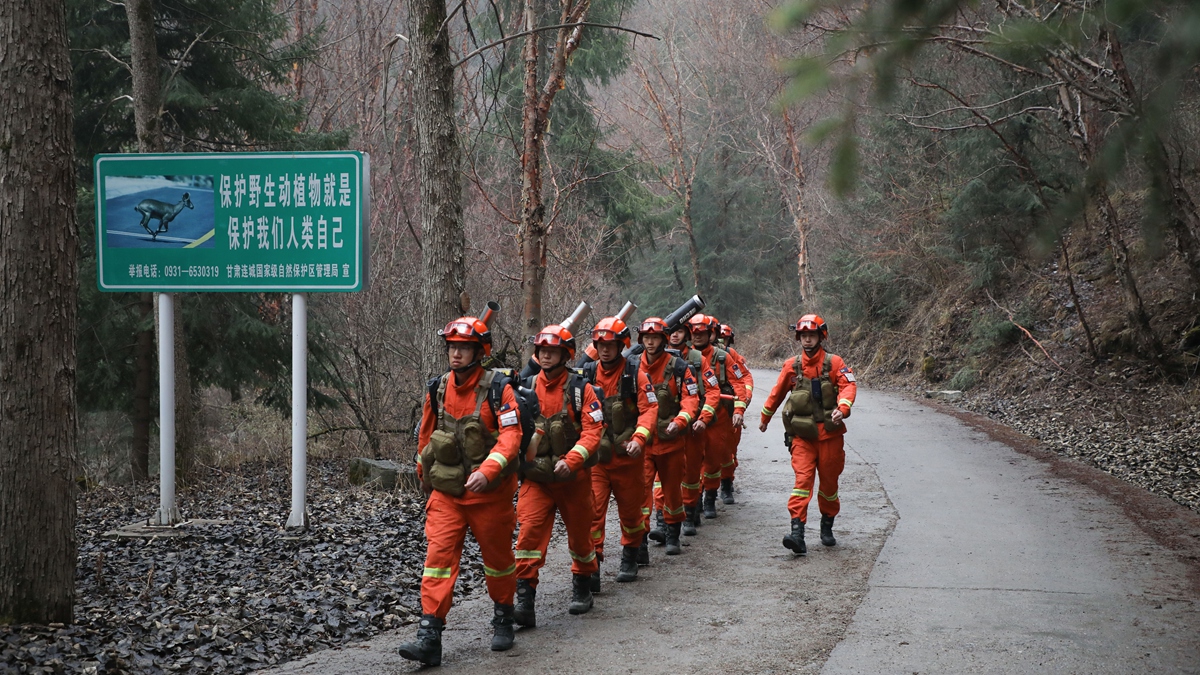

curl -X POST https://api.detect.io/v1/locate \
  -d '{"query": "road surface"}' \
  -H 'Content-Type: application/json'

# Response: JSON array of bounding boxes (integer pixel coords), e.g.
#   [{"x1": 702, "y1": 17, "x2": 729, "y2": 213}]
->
[{"x1": 270, "y1": 371, "x2": 1200, "y2": 673}]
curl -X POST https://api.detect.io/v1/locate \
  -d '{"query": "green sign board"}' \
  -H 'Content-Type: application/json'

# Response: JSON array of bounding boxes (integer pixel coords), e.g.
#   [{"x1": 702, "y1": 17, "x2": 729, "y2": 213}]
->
[{"x1": 94, "y1": 152, "x2": 369, "y2": 292}]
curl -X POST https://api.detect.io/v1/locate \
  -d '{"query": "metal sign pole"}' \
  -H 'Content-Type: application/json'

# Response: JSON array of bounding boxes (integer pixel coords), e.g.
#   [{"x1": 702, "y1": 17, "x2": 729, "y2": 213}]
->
[
  {"x1": 286, "y1": 292, "x2": 308, "y2": 529},
  {"x1": 155, "y1": 292, "x2": 180, "y2": 525}
]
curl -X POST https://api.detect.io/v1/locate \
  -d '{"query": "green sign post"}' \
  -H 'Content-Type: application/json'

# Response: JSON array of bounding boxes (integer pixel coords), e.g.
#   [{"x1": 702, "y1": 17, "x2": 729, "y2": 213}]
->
[
  {"x1": 94, "y1": 151, "x2": 369, "y2": 292},
  {"x1": 95, "y1": 151, "x2": 370, "y2": 530}
]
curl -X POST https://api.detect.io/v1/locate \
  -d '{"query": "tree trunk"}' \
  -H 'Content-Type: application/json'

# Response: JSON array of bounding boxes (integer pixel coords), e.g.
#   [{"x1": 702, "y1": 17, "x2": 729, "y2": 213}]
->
[
  {"x1": 126, "y1": 0, "x2": 161, "y2": 482},
  {"x1": 131, "y1": 293, "x2": 153, "y2": 480},
  {"x1": 520, "y1": 0, "x2": 547, "y2": 350},
  {"x1": 680, "y1": 184, "x2": 701, "y2": 292},
  {"x1": 520, "y1": 0, "x2": 590, "y2": 353},
  {"x1": 1060, "y1": 234, "x2": 1099, "y2": 362},
  {"x1": 0, "y1": 0, "x2": 79, "y2": 624},
  {"x1": 408, "y1": 0, "x2": 466, "y2": 379},
  {"x1": 1093, "y1": 183, "x2": 1163, "y2": 357},
  {"x1": 781, "y1": 108, "x2": 812, "y2": 302}
]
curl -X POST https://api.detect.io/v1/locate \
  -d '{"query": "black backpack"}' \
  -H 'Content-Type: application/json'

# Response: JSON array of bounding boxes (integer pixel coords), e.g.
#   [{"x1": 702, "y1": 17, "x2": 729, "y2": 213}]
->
[{"x1": 580, "y1": 357, "x2": 640, "y2": 408}]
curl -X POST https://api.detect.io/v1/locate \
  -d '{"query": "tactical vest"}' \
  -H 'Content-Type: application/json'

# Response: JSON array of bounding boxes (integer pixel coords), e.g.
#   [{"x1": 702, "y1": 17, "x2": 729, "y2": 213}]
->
[
  {"x1": 420, "y1": 370, "x2": 517, "y2": 496},
  {"x1": 582, "y1": 358, "x2": 639, "y2": 463},
  {"x1": 520, "y1": 371, "x2": 598, "y2": 482},
  {"x1": 645, "y1": 354, "x2": 691, "y2": 441},
  {"x1": 780, "y1": 354, "x2": 837, "y2": 441}
]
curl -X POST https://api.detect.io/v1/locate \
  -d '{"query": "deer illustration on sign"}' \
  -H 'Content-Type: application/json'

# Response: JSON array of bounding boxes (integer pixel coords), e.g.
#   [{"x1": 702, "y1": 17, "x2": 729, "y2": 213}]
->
[{"x1": 134, "y1": 192, "x2": 193, "y2": 241}]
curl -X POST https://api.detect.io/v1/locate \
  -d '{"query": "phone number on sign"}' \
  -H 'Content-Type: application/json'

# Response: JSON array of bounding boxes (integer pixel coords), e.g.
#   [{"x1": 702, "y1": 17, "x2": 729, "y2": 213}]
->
[{"x1": 163, "y1": 265, "x2": 221, "y2": 278}]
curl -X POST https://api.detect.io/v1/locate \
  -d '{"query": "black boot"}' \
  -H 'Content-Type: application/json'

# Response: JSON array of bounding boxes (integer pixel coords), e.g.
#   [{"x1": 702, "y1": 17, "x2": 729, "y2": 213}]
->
[
  {"x1": 647, "y1": 509, "x2": 667, "y2": 544},
  {"x1": 637, "y1": 535, "x2": 650, "y2": 565},
  {"x1": 569, "y1": 574, "x2": 594, "y2": 615},
  {"x1": 682, "y1": 506, "x2": 698, "y2": 536},
  {"x1": 720, "y1": 478, "x2": 736, "y2": 504},
  {"x1": 702, "y1": 489, "x2": 718, "y2": 519},
  {"x1": 820, "y1": 515, "x2": 837, "y2": 547},
  {"x1": 589, "y1": 569, "x2": 601, "y2": 594},
  {"x1": 490, "y1": 603, "x2": 515, "y2": 651},
  {"x1": 514, "y1": 578, "x2": 536, "y2": 628},
  {"x1": 782, "y1": 518, "x2": 806, "y2": 556},
  {"x1": 665, "y1": 522, "x2": 683, "y2": 555},
  {"x1": 398, "y1": 614, "x2": 443, "y2": 666},
  {"x1": 692, "y1": 502, "x2": 704, "y2": 528},
  {"x1": 616, "y1": 545, "x2": 639, "y2": 582}
]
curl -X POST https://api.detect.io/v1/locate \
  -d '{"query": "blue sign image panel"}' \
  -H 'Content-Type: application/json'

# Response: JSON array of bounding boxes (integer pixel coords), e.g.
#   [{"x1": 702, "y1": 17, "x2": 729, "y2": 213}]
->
[{"x1": 103, "y1": 175, "x2": 216, "y2": 249}]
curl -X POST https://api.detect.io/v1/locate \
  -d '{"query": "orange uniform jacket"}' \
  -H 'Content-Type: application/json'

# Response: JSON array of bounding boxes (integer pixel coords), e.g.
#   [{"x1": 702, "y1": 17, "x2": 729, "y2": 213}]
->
[
  {"x1": 591, "y1": 356, "x2": 657, "y2": 451},
  {"x1": 639, "y1": 352, "x2": 700, "y2": 454},
  {"x1": 726, "y1": 346, "x2": 754, "y2": 405},
  {"x1": 697, "y1": 344, "x2": 750, "y2": 424},
  {"x1": 760, "y1": 348, "x2": 858, "y2": 440},
  {"x1": 416, "y1": 367, "x2": 523, "y2": 501},
  {"x1": 533, "y1": 368, "x2": 604, "y2": 471}
]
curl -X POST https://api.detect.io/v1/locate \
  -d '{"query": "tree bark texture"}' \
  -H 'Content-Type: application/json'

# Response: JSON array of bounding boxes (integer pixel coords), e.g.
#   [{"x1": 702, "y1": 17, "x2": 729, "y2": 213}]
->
[
  {"x1": 408, "y1": 0, "x2": 466, "y2": 379},
  {"x1": 520, "y1": 0, "x2": 590, "y2": 349},
  {"x1": 131, "y1": 293, "x2": 153, "y2": 480},
  {"x1": 126, "y1": 0, "x2": 162, "y2": 481},
  {"x1": 1093, "y1": 183, "x2": 1163, "y2": 357},
  {"x1": 0, "y1": 0, "x2": 79, "y2": 624},
  {"x1": 781, "y1": 108, "x2": 813, "y2": 303},
  {"x1": 681, "y1": 184, "x2": 701, "y2": 292}
]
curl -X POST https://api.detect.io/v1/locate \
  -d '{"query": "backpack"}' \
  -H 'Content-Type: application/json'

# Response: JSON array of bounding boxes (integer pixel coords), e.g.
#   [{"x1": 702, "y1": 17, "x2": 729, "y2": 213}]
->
[
  {"x1": 580, "y1": 357, "x2": 640, "y2": 408},
  {"x1": 426, "y1": 368, "x2": 541, "y2": 453},
  {"x1": 521, "y1": 369, "x2": 605, "y2": 428}
]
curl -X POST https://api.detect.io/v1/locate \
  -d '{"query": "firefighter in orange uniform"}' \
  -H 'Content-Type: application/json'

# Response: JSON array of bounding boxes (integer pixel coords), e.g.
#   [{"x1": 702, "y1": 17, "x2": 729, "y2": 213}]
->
[
  {"x1": 583, "y1": 316, "x2": 658, "y2": 587},
  {"x1": 759, "y1": 314, "x2": 857, "y2": 555},
  {"x1": 666, "y1": 323, "x2": 714, "y2": 536},
  {"x1": 513, "y1": 324, "x2": 604, "y2": 627},
  {"x1": 400, "y1": 307, "x2": 522, "y2": 666},
  {"x1": 689, "y1": 314, "x2": 749, "y2": 520},
  {"x1": 636, "y1": 317, "x2": 700, "y2": 556},
  {"x1": 717, "y1": 323, "x2": 753, "y2": 504}
]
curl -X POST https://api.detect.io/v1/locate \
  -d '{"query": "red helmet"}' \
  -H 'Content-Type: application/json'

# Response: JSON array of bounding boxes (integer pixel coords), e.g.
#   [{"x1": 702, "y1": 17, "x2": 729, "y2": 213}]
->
[
  {"x1": 793, "y1": 313, "x2": 828, "y2": 340},
  {"x1": 636, "y1": 317, "x2": 668, "y2": 343},
  {"x1": 440, "y1": 317, "x2": 493, "y2": 355},
  {"x1": 688, "y1": 313, "x2": 720, "y2": 335},
  {"x1": 592, "y1": 316, "x2": 631, "y2": 348},
  {"x1": 718, "y1": 324, "x2": 734, "y2": 340},
  {"x1": 531, "y1": 324, "x2": 576, "y2": 360}
]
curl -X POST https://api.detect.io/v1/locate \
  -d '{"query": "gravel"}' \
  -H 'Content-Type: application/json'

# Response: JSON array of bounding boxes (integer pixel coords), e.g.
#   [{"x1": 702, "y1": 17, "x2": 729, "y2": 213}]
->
[
  {"x1": 954, "y1": 378, "x2": 1200, "y2": 512},
  {"x1": 0, "y1": 459, "x2": 486, "y2": 674}
]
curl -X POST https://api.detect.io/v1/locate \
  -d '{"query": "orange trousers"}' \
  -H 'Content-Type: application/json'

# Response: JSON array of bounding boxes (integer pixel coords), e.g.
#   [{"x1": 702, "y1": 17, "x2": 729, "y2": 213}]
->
[
  {"x1": 515, "y1": 474, "x2": 598, "y2": 583},
  {"x1": 702, "y1": 412, "x2": 738, "y2": 491},
  {"x1": 590, "y1": 456, "x2": 646, "y2": 559},
  {"x1": 644, "y1": 447, "x2": 686, "y2": 524},
  {"x1": 788, "y1": 435, "x2": 846, "y2": 522},
  {"x1": 420, "y1": 489, "x2": 517, "y2": 620},
  {"x1": 723, "y1": 424, "x2": 742, "y2": 480},
  {"x1": 681, "y1": 432, "x2": 705, "y2": 507}
]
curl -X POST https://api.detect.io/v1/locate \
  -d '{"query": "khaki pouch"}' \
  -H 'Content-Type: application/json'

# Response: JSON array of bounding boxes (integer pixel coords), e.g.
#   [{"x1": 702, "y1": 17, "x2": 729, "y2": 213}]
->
[
  {"x1": 428, "y1": 461, "x2": 466, "y2": 496},
  {"x1": 428, "y1": 429, "x2": 459, "y2": 465}
]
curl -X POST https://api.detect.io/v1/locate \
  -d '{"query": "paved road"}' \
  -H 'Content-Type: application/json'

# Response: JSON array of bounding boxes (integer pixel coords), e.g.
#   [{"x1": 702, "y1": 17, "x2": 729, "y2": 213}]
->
[
  {"x1": 823, "y1": 390, "x2": 1200, "y2": 674},
  {"x1": 270, "y1": 371, "x2": 1200, "y2": 673}
]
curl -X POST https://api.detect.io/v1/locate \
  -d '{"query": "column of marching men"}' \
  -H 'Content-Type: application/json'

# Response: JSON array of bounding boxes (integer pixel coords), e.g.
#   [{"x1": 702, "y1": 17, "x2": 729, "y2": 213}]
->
[{"x1": 400, "y1": 300, "x2": 857, "y2": 666}]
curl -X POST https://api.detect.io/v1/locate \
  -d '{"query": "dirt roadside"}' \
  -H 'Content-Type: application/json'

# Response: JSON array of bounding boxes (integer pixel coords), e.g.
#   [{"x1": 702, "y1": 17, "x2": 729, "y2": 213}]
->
[{"x1": 268, "y1": 368, "x2": 897, "y2": 674}]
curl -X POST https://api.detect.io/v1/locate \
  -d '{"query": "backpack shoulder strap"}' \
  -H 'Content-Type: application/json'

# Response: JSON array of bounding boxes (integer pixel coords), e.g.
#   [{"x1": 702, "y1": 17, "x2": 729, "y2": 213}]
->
[
  {"x1": 620, "y1": 358, "x2": 639, "y2": 403},
  {"x1": 483, "y1": 368, "x2": 506, "y2": 415},
  {"x1": 428, "y1": 375, "x2": 445, "y2": 425}
]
